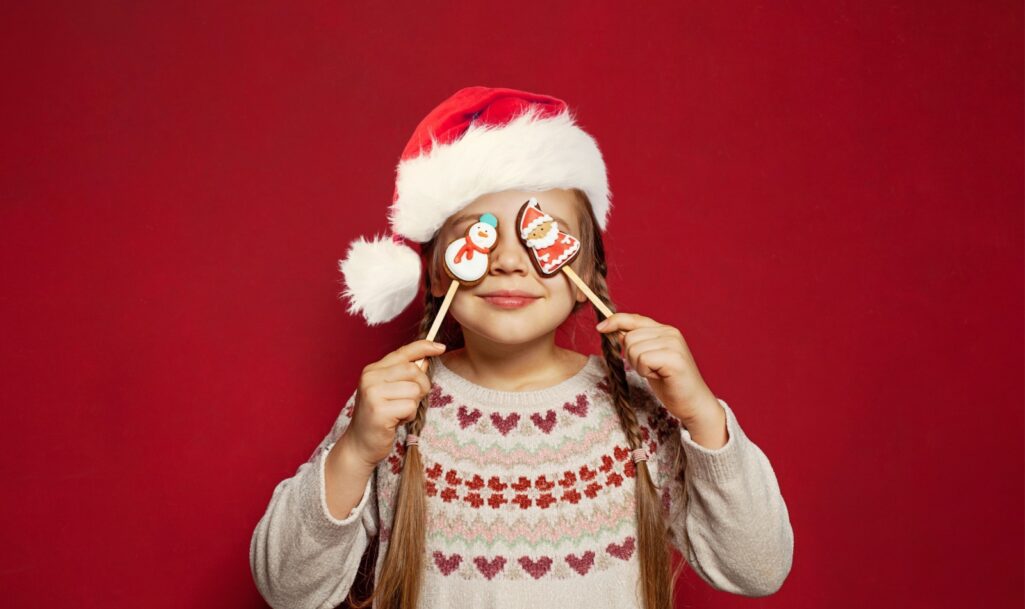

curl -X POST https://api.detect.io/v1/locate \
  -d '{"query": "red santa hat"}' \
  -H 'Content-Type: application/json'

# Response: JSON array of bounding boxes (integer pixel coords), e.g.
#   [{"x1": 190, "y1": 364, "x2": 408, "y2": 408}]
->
[{"x1": 339, "y1": 86, "x2": 611, "y2": 325}]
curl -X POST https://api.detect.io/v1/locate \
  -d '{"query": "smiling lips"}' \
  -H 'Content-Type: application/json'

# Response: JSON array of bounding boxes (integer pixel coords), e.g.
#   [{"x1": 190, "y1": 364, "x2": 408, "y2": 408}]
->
[{"x1": 478, "y1": 290, "x2": 540, "y2": 309}]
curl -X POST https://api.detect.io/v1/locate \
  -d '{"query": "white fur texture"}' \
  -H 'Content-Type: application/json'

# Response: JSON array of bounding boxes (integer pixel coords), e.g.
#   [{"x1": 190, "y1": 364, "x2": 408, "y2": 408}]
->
[
  {"x1": 390, "y1": 106, "x2": 611, "y2": 242},
  {"x1": 338, "y1": 236, "x2": 422, "y2": 325}
]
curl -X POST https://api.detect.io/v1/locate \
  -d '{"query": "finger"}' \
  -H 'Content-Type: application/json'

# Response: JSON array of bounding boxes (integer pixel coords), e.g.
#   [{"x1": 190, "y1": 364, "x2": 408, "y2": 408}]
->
[
  {"x1": 414, "y1": 357, "x2": 431, "y2": 373},
  {"x1": 626, "y1": 336, "x2": 683, "y2": 368},
  {"x1": 377, "y1": 339, "x2": 447, "y2": 369},
  {"x1": 377, "y1": 362, "x2": 432, "y2": 396},
  {"x1": 376, "y1": 381, "x2": 428, "y2": 402},
  {"x1": 634, "y1": 348, "x2": 686, "y2": 380},
  {"x1": 595, "y1": 312, "x2": 660, "y2": 334},
  {"x1": 620, "y1": 326, "x2": 668, "y2": 352},
  {"x1": 381, "y1": 399, "x2": 419, "y2": 425}
]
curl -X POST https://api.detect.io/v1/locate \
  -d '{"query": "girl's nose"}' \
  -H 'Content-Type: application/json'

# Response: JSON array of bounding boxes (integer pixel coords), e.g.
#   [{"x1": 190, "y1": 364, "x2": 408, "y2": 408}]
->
[{"x1": 489, "y1": 225, "x2": 530, "y2": 276}]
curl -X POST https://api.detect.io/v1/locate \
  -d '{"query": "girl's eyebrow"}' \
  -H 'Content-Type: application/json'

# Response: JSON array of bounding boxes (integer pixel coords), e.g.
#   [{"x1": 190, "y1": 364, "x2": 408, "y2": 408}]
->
[{"x1": 450, "y1": 214, "x2": 478, "y2": 227}]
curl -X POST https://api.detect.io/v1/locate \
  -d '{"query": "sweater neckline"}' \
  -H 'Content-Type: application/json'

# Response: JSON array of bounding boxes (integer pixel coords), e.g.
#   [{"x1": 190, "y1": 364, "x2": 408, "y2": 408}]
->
[{"x1": 429, "y1": 354, "x2": 606, "y2": 410}]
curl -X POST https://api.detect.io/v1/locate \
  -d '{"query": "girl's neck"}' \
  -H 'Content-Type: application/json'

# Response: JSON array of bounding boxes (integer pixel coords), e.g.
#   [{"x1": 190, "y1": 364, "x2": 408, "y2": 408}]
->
[{"x1": 440, "y1": 330, "x2": 588, "y2": 392}]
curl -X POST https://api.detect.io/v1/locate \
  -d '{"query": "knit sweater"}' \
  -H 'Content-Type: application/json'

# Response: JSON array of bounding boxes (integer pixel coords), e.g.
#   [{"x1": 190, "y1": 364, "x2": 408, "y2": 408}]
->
[{"x1": 250, "y1": 355, "x2": 794, "y2": 609}]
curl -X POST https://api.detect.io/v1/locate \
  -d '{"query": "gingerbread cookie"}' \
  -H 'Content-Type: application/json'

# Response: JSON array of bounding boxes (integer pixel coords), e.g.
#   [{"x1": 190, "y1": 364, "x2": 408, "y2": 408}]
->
[
  {"x1": 443, "y1": 213, "x2": 499, "y2": 285},
  {"x1": 516, "y1": 198, "x2": 581, "y2": 276}
]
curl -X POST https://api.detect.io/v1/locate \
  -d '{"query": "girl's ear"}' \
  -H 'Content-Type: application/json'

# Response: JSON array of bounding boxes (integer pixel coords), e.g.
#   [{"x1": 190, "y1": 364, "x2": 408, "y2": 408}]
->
[
  {"x1": 430, "y1": 273, "x2": 448, "y2": 298},
  {"x1": 428, "y1": 250, "x2": 448, "y2": 298},
  {"x1": 572, "y1": 260, "x2": 593, "y2": 304}
]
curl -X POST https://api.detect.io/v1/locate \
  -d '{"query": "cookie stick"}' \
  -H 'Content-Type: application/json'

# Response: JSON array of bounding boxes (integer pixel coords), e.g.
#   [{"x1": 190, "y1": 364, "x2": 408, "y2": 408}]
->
[
  {"x1": 561, "y1": 266, "x2": 614, "y2": 319},
  {"x1": 424, "y1": 280, "x2": 459, "y2": 343},
  {"x1": 415, "y1": 213, "x2": 499, "y2": 369},
  {"x1": 516, "y1": 198, "x2": 614, "y2": 318}
]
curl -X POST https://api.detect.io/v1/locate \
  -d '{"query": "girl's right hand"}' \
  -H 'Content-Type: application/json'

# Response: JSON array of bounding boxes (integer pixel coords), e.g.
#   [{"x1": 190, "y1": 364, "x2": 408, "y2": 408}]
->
[{"x1": 340, "y1": 339, "x2": 446, "y2": 468}]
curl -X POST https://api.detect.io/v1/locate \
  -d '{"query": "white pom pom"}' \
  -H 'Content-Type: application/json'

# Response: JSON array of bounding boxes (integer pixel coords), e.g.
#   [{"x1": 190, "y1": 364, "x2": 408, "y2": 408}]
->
[{"x1": 338, "y1": 235, "x2": 422, "y2": 325}]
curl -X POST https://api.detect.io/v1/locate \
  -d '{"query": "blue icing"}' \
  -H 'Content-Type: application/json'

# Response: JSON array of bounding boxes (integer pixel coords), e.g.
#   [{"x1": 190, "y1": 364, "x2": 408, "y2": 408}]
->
[{"x1": 478, "y1": 213, "x2": 498, "y2": 228}]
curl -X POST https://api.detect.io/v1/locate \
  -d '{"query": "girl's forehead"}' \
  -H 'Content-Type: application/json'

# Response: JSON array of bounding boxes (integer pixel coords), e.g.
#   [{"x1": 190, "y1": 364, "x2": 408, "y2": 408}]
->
[{"x1": 455, "y1": 190, "x2": 580, "y2": 226}]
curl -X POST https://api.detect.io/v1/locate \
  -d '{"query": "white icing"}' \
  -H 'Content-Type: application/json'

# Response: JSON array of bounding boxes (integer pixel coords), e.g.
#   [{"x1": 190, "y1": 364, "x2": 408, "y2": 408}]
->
[{"x1": 444, "y1": 222, "x2": 497, "y2": 283}]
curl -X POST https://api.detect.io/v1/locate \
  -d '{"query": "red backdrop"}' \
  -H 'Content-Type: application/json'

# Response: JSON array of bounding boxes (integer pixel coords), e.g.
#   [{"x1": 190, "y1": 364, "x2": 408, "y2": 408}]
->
[{"x1": 1, "y1": 2, "x2": 1021, "y2": 608}]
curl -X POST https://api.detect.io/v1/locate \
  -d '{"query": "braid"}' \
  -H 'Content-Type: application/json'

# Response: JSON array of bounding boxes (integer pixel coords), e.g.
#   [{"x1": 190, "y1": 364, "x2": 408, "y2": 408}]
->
[
  {"x1": 348, "y1": 245, "x2": 442, "y2": 609},
  {"x1": 583, "y1": 195, "x2": 680, "y2": 609},
  {"x1": 407, "y1": 275, "x2": 442, "y2": 440}
]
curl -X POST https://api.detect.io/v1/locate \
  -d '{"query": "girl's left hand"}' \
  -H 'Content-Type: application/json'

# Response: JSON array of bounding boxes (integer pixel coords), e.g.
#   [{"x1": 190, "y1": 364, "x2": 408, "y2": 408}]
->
[{"x1": 596, "y1": 312, "x2": 720, "y2": 426}]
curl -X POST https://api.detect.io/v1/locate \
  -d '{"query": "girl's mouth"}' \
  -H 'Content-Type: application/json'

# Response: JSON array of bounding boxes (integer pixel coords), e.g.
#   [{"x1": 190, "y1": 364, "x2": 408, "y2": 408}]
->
[{"x1": 478, "y1": 290, "x2": 540, "y2": 309}]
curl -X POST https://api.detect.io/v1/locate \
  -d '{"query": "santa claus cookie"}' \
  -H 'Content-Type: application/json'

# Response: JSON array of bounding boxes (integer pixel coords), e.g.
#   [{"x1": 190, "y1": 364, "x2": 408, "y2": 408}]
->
[
  {"x1": 443, "y1": 213, "x2": 499, "y2": 285},
  {"x1": 516, "y1": 198, "x2": 581, "y2": 276}
]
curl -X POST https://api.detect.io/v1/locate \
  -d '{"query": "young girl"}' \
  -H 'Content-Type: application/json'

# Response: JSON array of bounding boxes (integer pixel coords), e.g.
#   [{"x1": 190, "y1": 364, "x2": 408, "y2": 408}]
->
[{"x1": 250, "y1": 87, "x2": 794, "y2": 609}]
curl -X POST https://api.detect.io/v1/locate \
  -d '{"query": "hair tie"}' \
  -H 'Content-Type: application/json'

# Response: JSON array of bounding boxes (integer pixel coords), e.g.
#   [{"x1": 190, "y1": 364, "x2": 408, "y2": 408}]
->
[
  {"x1": 630, "y1": 448, "x2": 649, "y2": 463},
  {"x1": 405, "y1": 433, "x2": 420, "y2": 447}
]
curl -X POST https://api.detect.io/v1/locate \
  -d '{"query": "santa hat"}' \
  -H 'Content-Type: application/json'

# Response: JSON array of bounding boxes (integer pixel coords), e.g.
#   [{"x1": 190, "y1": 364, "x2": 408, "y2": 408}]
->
[{"x1": 339, "y1": 86, "x2": 611, "y2": 325}]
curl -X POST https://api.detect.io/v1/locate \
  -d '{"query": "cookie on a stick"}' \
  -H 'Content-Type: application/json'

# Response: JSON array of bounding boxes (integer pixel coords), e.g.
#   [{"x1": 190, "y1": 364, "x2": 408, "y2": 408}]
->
[
  {"x1": 416, "y1": 212, "x2": 499, "y2": 369},
  {"x1": 516, "y1": 197, "x2": 613, "y2": 318}
]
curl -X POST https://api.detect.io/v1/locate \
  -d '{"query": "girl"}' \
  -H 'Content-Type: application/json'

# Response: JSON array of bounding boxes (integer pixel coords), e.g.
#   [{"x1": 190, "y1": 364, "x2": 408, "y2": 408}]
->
[{"x1": 250, "y1": 87, "x2": 794, "y2": 609}]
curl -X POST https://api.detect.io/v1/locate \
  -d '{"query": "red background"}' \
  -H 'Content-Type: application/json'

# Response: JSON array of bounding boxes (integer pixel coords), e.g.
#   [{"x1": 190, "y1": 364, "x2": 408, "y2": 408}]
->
[{"x1": 1, "y1": 2, "x2": 1021, "y2": 608}]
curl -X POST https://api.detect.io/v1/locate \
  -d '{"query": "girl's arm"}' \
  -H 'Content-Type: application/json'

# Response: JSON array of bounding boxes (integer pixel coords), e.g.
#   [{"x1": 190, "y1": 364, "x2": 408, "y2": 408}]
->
[
  {"x1": 249, "y1": 391, "x2": 379, "y2": 609},
  {"x1": 629, "y1": 376, "x2": 795, "y2": 597}
]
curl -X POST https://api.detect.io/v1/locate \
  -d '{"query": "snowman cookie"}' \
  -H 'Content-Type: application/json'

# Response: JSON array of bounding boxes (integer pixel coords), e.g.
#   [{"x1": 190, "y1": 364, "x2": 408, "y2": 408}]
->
[
  {"x1": 516, "y1": 198, "x2": 581, "y2": 276},
  {"x1": 443, "y1": 213, "x2": 499, "y2": 285}
]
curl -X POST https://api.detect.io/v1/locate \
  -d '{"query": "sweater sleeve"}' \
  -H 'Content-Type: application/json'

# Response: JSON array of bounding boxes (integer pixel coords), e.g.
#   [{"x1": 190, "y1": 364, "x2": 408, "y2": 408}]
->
[
  {"x1": 670, "y1": 397, "x2": 794, "y2": 596},
  {"x1": 626, "y1": 377, "x2": 794, "y2": 597},
  {"x1": 249, "y1": 391, "x2": 380, "y2": 609}
]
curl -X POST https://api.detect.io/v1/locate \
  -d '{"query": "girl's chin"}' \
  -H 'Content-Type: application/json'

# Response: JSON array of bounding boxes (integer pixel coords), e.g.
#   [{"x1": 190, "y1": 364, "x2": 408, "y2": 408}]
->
[{"x1": 458, "y1": 322, "x2": 559, "y2": 346}]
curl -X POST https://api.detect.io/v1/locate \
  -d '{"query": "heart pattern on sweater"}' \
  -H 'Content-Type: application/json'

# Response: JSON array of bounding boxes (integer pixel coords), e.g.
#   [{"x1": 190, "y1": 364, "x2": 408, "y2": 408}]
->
[
  {"x1": 433, "y1": 551, "x2": 463, "y2": 575},
  {"x1": 565, "y1": 551, "x2": 595, "y2": 576},
  {"x1": 517, "y1": 556, "x2": 553, "y2": 579},
  {"x1": 428, "y1": 385, "x2": 453, "y2": 408},
  {"x1": 510, "y1": 475, "x2": 531, "y2": 491},
  {"x1": 530, "y1": 410, "x2": 557, "y2": 433},
  {"x1": 606, "y1": 537, "x2": 636, "y2": 561},
  {"x1": 431, "y1": 544, "x2": 638, "y2": 579},
  {"x1": 473, "y1": 556, "x2": 507, "y2": 580},
  {"x1": 457, "y1": 405, "x2": 482, "y2": 429},
  {"x1": 425, "y1": 463, "x2": 443, "y2": 480},
  {"x1": 563, "y1": 393, "x2": 589, "y2": 417},
  {"x1": 490, "y1": 412, "x2": 520, "y2": 435}
]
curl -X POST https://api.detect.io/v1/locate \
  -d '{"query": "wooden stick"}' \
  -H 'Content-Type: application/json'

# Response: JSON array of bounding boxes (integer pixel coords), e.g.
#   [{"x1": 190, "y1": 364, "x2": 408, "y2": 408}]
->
[
  {"x1": 562, "y1": 266, "x2": 614, "y2": 319},
  {"x1": 416, "y1": 280, "x2": 459, "y2": 370}
]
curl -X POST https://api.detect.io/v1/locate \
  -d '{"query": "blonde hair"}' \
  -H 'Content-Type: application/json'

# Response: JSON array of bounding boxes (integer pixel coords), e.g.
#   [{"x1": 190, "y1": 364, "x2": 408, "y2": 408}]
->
[{"x1": 349, "y1": 190, "x2": 689, "y2": 609}]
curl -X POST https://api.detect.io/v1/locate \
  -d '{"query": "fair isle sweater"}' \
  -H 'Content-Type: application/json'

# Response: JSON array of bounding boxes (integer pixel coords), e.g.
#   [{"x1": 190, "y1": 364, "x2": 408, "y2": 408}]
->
[{"x1": 250, "y1": 355, "x2": 794, "y2": 609}]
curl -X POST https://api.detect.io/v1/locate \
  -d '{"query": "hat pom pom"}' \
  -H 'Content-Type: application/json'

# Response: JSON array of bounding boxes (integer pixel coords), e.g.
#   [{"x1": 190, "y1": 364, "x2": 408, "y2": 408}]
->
[{"x1": 339, "y1": 235, "x2": 422, "y2": 325}]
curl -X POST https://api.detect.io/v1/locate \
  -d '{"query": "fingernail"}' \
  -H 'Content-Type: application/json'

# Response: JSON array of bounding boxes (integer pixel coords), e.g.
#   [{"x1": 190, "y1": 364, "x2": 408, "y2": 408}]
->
[
  {"x1": 595, "y1": 320, "x2": 608, "y2": 331},
  {"x1": 431, "y1": 341, "x2": 446, "y2": 349}
]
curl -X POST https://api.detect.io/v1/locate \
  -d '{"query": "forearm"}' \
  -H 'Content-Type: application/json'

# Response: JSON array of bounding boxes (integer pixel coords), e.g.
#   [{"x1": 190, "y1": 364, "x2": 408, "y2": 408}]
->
[
  {"x1": 672, "y1": 399, "x2": 794, "y2": 597},
  {"x1": 324, "y1": 433, "x2": 378, "y2": 519},
  {"x1": 250, "y1": 392, "x2": 380, "y2": 609}
]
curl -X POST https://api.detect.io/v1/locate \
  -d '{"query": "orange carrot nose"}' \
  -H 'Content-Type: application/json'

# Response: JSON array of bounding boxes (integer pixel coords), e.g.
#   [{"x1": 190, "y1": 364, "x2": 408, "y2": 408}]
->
[{"x1": 478, "y1": 230, "x2": 488, "y2": 238}]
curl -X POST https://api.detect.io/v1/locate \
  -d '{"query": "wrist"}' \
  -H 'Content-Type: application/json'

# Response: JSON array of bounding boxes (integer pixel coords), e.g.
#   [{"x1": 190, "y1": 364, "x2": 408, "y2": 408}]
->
[
  {"x1": 334, "y1": 432, "x2": 379, "y2": 474},
  {"x1": 672, "y1": 389, "x2": 721, "y2": 428},
  {"x1": 678, "y1": 393, "x2": 728, "y2": 450}
]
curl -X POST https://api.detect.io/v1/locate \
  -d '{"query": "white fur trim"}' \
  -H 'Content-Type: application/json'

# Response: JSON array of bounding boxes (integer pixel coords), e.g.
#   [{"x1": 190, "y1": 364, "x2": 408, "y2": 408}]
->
[
  {"x1": 338, "y1": 236, "x2": 422, "y2": 325},
  {"x1": 390, "y1": 106, "x2": 610, "y2": 242}
]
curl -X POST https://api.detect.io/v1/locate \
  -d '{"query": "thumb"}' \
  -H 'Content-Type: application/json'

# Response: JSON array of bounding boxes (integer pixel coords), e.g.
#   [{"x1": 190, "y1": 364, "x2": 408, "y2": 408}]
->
[{"x1": 381, "y1": 339, "x2": 446, "y2": 368}]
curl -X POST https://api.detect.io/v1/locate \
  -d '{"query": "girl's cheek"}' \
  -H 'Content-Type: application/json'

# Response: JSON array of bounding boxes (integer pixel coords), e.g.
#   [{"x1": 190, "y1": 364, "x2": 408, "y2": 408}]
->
[{"x1": 541, "y1": 274, "x2": 574, "y2": 300}]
